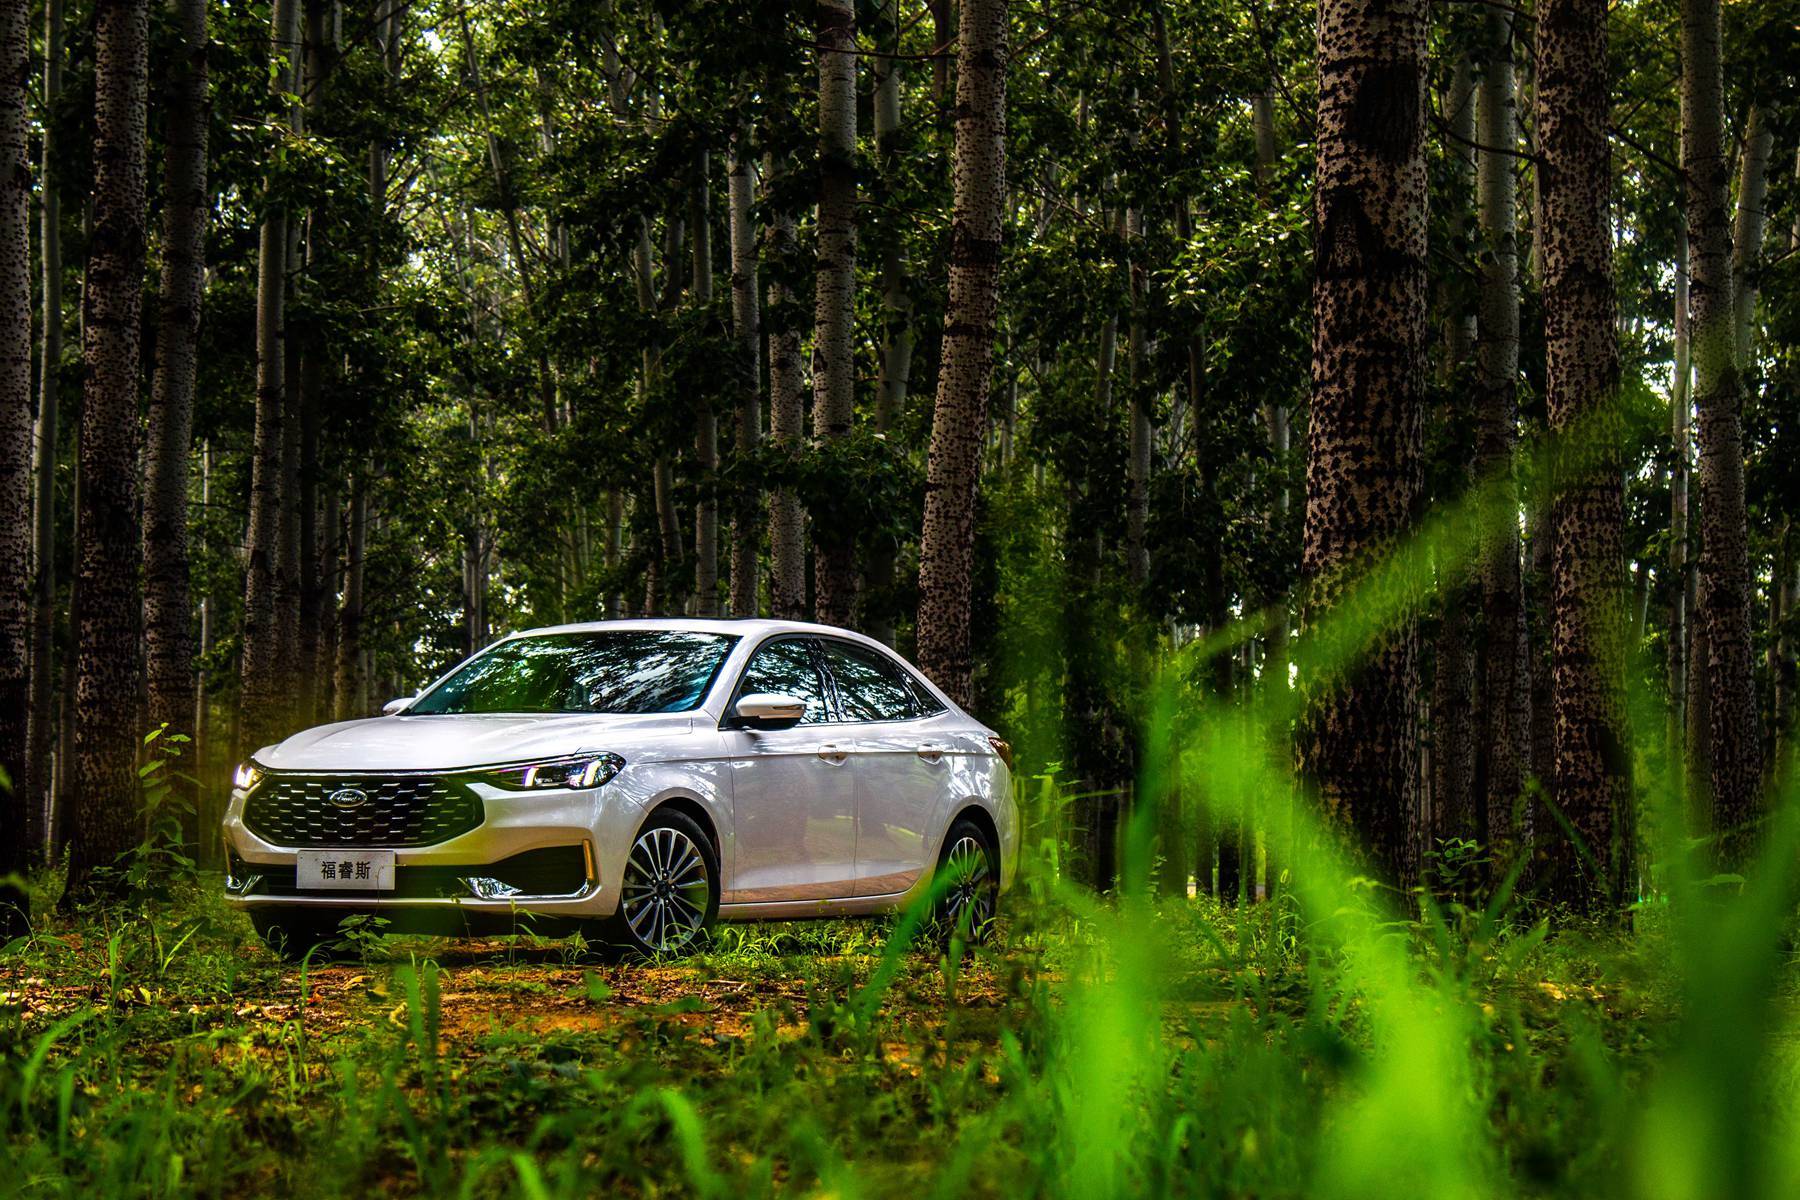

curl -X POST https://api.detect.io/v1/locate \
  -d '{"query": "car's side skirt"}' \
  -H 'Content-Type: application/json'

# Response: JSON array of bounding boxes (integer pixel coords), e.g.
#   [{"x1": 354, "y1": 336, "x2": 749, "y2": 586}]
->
[{"x1": 717, "y1": 889, "x2": 915, "y2": 921}]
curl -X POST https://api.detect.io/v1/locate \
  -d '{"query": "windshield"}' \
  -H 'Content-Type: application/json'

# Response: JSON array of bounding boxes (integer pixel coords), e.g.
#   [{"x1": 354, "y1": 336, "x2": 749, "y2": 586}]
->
[{"x1": 408, "y1": 631, "x2": 739, "y2": 716}]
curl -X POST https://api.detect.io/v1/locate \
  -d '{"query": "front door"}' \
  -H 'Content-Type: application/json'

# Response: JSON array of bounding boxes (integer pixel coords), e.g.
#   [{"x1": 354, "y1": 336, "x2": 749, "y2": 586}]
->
[{"x1": 721, "y1": 637, "x2": 859, "y2": 903}]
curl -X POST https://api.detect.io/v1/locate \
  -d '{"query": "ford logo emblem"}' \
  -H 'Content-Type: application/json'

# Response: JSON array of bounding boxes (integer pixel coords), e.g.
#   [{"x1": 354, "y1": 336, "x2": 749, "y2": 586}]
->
[{"x1": 328, "y1": 788, "x2": 369, "y2": 809}]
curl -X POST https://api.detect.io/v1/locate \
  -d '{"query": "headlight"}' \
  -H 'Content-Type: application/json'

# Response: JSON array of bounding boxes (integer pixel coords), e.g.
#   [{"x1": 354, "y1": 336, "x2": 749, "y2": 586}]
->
[
  {"x1": 472, "y1": 753, "x2": 624, "y2": 791},
  {"x1": 233, "y1": 762, "x2": 265, "y2": 791}
]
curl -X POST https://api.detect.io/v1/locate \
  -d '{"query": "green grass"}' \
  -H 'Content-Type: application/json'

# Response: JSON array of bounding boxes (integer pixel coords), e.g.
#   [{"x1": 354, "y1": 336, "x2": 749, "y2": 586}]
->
[{"x1": 3, "y1": 843, "x2": 1792, "y2": 1198}]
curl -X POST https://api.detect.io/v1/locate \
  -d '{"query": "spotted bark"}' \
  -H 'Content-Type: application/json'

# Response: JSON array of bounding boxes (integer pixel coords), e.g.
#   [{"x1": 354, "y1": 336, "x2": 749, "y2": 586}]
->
[
  {"x1": 1472, "y1": 9, "x2": 1531, "y2": 874},
  {"x1": 0, "y1": 0, "x2": 33, "y2": 929},
  {"x1": 1295, "y1": 0, "x2": 1428, "y2": 886},
  {"x1": 239, "y1": 0, "x2": 299, "y2": 757},
  {"x1": 67, "y1": 0, "x2": 149, "y2": 894},
  {"x1": 811, "y1": 0, "x2": 858, "y2": 627},
  {"x1": 1683, "y1": 0, "x2": 1761, "y2": 863},
  {"x1": 727, "y1": 143, "x2": 761, "y2": 618},
  {"x1": 916, "y1": 0, "x2": 1007, "y2": 709},
  {"x1": 1724, "y1": 104, "x2": 1772, "y2": 806},
  {"x1": 1537, "y1": 0, "x2": 1632, "y2": 909},
  {"x1": 765, "y1": 150, "x2": 807, "y2": 621},
  {"x1": 143, "y1": 0, "x2": 209, "y2": 780}
]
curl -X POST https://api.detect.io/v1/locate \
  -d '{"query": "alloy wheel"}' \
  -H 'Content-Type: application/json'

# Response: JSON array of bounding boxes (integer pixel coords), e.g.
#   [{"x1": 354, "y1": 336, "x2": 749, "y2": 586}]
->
[
  {"x1": 941, "y1": 834, "x2": 996, "y2": 938},
  {"x1": 619, "y1": 825, "x2": 711, "y2": 952}
]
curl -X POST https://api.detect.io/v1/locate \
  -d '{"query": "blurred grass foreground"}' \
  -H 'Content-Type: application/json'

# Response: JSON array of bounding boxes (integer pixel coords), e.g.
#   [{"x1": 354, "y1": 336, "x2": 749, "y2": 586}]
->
[{"x1": 5, "y1": 453, "x2": 1800, "y2": 1200}]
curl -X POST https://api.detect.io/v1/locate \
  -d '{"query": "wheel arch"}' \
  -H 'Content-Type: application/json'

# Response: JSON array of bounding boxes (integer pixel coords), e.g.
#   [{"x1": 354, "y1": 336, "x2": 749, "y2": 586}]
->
[
  {"x1": 946, "y1": 801, "x2": 1000, "y2": 862},
  {"x1": 641, "y1": 793, "x2": 722, "y2": 859}
]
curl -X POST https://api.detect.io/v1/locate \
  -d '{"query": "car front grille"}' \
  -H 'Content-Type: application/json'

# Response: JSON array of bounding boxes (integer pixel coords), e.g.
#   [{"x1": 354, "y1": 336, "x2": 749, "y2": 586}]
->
[{"x1": 243, "y1": 774, "x2": 485, "y2": 848}]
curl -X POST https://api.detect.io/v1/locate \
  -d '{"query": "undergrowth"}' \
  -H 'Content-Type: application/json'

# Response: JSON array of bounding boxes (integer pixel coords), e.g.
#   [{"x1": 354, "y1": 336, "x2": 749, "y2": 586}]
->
[{"x1": 3, "y1": 847, "x2": 1790, "y2": 1198}]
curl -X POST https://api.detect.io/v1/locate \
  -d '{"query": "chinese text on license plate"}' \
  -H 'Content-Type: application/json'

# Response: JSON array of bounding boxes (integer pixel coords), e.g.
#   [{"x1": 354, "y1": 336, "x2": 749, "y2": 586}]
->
[{"x1": 295, "y1": 849, "x2": 396, "y2": 891}]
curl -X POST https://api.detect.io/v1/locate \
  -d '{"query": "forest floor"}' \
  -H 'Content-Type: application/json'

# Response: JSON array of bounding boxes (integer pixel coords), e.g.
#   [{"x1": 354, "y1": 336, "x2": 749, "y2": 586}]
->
[{"x1": 3, "y1": 873, "x2": 1790, "y2": 1198}]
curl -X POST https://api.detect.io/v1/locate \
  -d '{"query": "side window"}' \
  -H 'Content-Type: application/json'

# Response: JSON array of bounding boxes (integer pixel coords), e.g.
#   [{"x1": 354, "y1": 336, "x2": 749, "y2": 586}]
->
[
  {"x1": 908, "y1": 674, "x2": 947, "y2": 717},
  {"x1": 822, "y1": 641, "x2": 923, "y2": 723},
  {"x1": 734, "y1": 639, "x2": 830, "y2": 725}
]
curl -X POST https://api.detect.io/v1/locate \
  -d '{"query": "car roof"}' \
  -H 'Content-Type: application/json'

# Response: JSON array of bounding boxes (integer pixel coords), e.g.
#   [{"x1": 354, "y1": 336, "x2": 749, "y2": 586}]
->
[{"x1": 505, "y1": 617, "x2": 870, "y2": 641}]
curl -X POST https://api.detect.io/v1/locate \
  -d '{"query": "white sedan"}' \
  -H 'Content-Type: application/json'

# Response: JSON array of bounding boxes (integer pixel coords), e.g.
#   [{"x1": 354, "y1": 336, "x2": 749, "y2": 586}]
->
[{"x1": 223, "y1": 619, "x2": 1017, "y2": 958}]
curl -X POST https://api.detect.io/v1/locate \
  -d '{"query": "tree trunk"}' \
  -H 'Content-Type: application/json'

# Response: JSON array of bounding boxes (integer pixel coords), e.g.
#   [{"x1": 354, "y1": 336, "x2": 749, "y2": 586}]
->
[
  {"x1": 1472, "y1": 7, "x2": 1531, "y2": 873},
  {"x1": 866, "y1": 0, "x2": 913, "y2": 646},
  {"x1": 239, "y1": 0, "x2": 299, "y2": 757},
  {"x1": 916, "y1": 0, "x2": 1008, "y2": 708},
  {"x1": 1730, "y1": 107, "x2": 1772, "y2": 368},
  {"x1": 143, "y1": 0, "x2": 209, "y2": 828},
  {"x1": 292, "y1": 0, "x2": 331, "y2": 726},
  {"x1": 315, "y1": 477, "x2": 338, "y2": 720},
  {"x1": 277, "y1": 218, "x2": 305, "y2": 722},
  {"x1": 727, "y1": 143, "x2": 761, "y2": 618},
  {"x1": 299, "y1": 350, "x2": 327, "y2": 706},
  {"x1": 1686, "y1": 611, "x2": 1712, "y2": 833},
  {"x1": 873, "y1": 0, "x2": 913, "y2": 434},
  {"x1": 26, "y1": 0, "x2": 63, "y2": 861},
  {"x1": 1773, "y1": 527, "x2": 1795, "y2": 762},
  {"x1": 1432, "y1": 55, "x2": 1479, "y2": 855},
  {"x1": 1538, "y1": 0, "x2": 1632, "y2": 909},
  {"x1": 1296, "y1": 0, "x2": 1428, "y2": 886},
  {"x1": 462, "y1": 400, "x2": 483, "y2": 657},
  {"x1": 928, "y1": 0, "x2": 954, "y2": 104},
  {"x1": 1124, "y1": 209, "x2": 1151, "y2": 589},
  {"x1": 67, "y1": 0, "x2": 149, "y2": 895},
  {"x1": 1684, "y1": 0, "x2": 1760, "y2": 864},
  {"x1": 692, "y1": 151, "x2": 719, "y2": 617},
  {"x1": 812, "y1": 0, "x2": 859, "y2": 627},
  {"x1": 193, "y1": 442, "x2": 213, "y2": 860},
  {"x1": 1150, "y1": 8, "x2": 1203, "y2": 596},
  {"x1": 653, "y1": 455, "x2": 682, "y2": 610},
  {"x1": 0, "y1": 0, "x2": 33, "y2": 930},
  {"x1": 333, "y1": 469, "x2": 367, "y2": 720},
  {"x1": 766, "y1": 151, "x2": 807, "y2": 621},
  {"x1": 1252, "y1": 88, "x2": 1292, "y2": 689},
  {"x1": 604, "y1": 490, "x2": 624, "y2": 619},
  {"x1": 1669, "y1": 223, "x2": 1691, "y2": 791}
]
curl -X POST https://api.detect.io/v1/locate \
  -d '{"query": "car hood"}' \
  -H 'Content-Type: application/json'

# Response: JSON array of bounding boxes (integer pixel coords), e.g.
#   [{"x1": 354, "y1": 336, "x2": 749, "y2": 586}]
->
[{"x1": 258, "y1": 712, "x2": 696, "y2": 773}]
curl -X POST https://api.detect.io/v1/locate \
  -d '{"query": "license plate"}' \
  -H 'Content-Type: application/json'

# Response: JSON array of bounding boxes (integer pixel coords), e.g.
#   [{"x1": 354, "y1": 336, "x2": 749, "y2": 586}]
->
[{"x1": 296, "y1": 849, "x2": 396, "y2": 891}]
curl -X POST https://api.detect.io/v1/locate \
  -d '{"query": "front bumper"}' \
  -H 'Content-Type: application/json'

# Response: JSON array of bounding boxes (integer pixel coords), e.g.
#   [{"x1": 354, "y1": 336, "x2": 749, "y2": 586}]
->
[{"x1": 222, "y1": 778, "x2": 624, "y2": 919}]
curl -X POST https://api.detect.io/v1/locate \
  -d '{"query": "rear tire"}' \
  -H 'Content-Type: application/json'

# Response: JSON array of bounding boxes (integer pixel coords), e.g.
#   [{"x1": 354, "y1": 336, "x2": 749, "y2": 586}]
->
[
  {"x1": 931, "y1": 818, "x2": 1000, "y2": 945},
  {"x1": 595, "y1": 809, "x2": 719, "y2": 957},
  {"x1": 250, "y1": 910, "x2": 348, "y2": 963}
]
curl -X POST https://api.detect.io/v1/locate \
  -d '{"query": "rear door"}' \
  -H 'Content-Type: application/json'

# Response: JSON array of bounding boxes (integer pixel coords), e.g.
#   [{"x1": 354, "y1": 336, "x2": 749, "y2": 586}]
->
[
  {"x1": 819, "y1": 639, "x2": 948, "y2": 898},
  {"x1": 720, "y1": 637, "x2": 860, "y2": 903}
]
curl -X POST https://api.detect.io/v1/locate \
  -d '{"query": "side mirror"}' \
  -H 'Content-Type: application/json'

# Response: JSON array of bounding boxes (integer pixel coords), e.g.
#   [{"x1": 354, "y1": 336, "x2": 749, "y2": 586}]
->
[
  {"x1": 382, "y1": 696, "x2": 416, "y2": 716},
  {"x1": 733, "y1": 692, "x2": 807, "y2": 730}
]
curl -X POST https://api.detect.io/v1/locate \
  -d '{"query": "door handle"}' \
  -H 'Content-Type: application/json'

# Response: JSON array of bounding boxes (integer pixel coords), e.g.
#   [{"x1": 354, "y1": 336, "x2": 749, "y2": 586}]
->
[
  {"x1": 916, "y1": 743, "x2": 947, "y2": 762},
  {"x1": 817, "y1": 744, "x2": 849, "y2": 764}
]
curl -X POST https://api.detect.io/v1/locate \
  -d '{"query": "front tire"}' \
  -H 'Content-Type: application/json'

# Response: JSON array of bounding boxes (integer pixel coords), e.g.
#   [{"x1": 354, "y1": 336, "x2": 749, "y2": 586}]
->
[
  {"x1": 931, "y1": 818, "x2": 1000, "y2": 945},
  {"x1": 598, "y1": 809, "x2": 719, "y2": 957}
]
